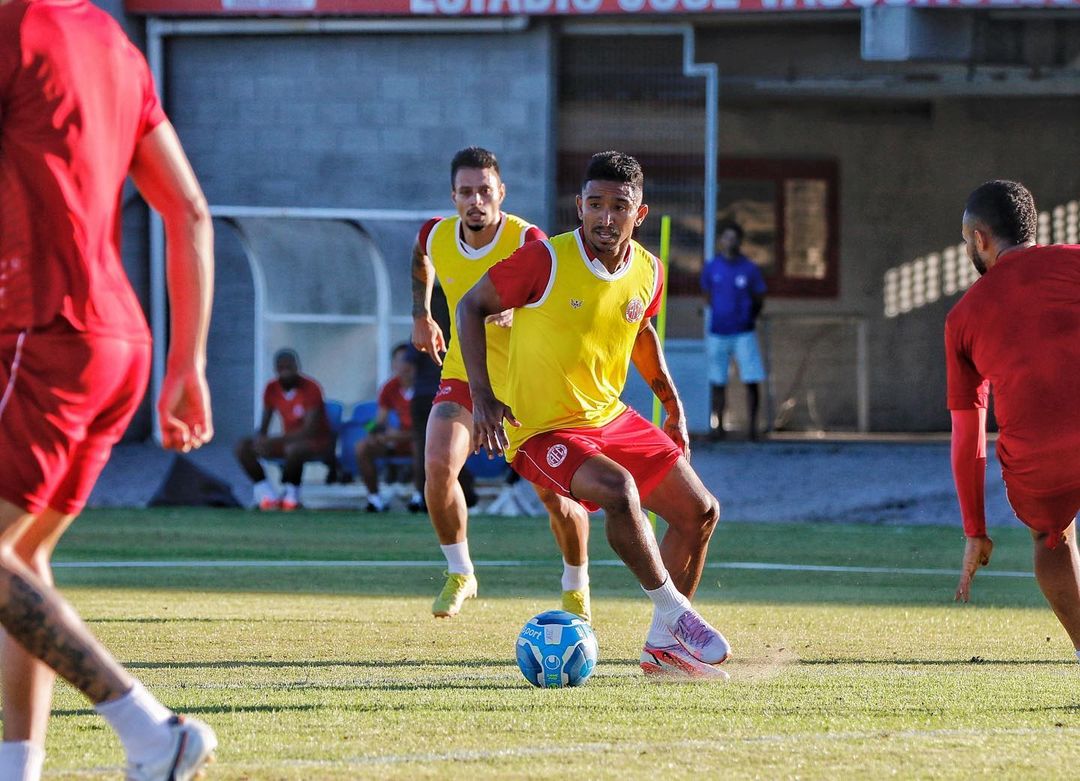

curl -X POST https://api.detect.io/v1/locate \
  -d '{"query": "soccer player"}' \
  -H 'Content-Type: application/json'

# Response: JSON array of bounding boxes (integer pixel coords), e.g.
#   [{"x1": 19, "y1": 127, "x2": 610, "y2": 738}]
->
[
  {"x1": 947, "y1": 180, "x2": 1080, "y2": 662},
  {"x1": 459, "y1": 151, "x2": 731, "y2": 679},
  {"x1": 235, "y1": 348, "x2": 334, "y2": 510},
  {"x1": 412, "y1": 147, "x2": 591, "y2": 620},
  {"x1": 0, "y1": 0, "x2": 216, "y2": 778}
]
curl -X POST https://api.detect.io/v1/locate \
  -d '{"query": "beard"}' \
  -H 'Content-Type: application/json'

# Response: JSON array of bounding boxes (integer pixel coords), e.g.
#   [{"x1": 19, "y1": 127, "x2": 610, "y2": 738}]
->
[
  {"x1": 464, "y1": 220, "x2": 486, "y2": 233},
  {"x1": 972, "y1": 252, "x2": 988, "y2": 277}
]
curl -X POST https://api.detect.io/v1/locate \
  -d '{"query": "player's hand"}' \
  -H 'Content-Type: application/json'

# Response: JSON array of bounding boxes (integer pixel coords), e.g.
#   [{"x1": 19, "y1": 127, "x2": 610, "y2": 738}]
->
[
  {"x1": 412, "y1": 316, "x2": 446, "y2": 366},
  {"x1": 470, "y1": 388, "x2": 519, "y2": 458},
  {"x1": 485, "y1": 309, "x2": 514, "y2": 329},
  {"x1": 157, "y1": 365, "x2": 213, "y2": 453},
  {"x1": 955, "y1": 535, "x2": 994, "y2": 603},
  {"x1": 663, "y1": 409, "x2": 691, "y2": 459}
]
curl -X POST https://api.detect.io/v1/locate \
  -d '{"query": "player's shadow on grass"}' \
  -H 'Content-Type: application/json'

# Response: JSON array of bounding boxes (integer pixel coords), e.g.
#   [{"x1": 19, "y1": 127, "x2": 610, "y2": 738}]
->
[
  {"x1": 801, "y1": 658, "x2": 1070, "y2": 666},
  {"x1": 52, "y1": 703, "x2": 323, "y2": 718},
  {"x1": 126, "y1": 659, "x2": 515, "y2": 669}
]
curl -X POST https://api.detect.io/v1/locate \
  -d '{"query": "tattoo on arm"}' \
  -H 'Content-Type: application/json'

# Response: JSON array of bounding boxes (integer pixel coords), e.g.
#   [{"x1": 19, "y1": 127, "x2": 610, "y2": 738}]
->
[
  {"x1": 0, "y1": 571, "x2": 124, "y2": 703},
  {"x1": 650, "y1": 378, "x2": 675, "y2": 406},
  {"x1": 412, "y1": 243, "x2": 434, "y2": 318}
]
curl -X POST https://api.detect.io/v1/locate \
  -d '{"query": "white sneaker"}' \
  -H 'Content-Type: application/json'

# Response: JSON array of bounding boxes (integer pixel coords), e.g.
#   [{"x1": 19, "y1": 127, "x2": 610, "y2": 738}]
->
[
  {"x1": 669, "y1": 608, "x2": 731, "y2": 664},
  {"x1": 125, "y1": 715, "x2": 217, "y2": 781}
]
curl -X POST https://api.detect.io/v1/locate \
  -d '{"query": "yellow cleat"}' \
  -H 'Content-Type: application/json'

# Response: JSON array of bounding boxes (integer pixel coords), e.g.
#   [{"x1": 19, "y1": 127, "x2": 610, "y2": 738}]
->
[
  {"x1": 561, "y1": 587, "x2": 592, "y2": 624},
  {"x1": 432, "y1": 571, "x2": 477, "y2": 618}
]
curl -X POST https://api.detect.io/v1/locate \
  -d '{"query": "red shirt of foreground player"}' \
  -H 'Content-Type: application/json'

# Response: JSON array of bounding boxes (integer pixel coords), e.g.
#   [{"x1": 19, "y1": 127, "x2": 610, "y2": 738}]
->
[{"x1": 0, "y1": 0, "x2": 165, "y2": 338}]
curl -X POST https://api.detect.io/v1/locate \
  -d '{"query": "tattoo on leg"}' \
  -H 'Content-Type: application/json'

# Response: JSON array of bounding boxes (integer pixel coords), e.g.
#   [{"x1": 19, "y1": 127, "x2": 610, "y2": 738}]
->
[
  {"x1": 0, "y1": 571, "x2": 117, "y2": 703},
  {"x1": 434, "y1": 402, "x2": 466, "y2": 421}
]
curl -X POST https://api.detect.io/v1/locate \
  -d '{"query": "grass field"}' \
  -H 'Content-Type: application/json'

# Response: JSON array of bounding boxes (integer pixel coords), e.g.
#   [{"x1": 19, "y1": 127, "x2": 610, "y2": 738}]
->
[{"x1": 36, "y1": 508, "x2": 1080, "y2": 779}]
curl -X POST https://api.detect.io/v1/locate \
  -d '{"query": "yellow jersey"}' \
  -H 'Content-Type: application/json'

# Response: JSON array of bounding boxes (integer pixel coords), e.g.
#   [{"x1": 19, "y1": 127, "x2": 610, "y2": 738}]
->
[
  {"x1": 489, "y1": 228, "x2": 662, "y2": 458},
  {"x1": 426, "y1": 212, "x2": 540, "y2": 398}
]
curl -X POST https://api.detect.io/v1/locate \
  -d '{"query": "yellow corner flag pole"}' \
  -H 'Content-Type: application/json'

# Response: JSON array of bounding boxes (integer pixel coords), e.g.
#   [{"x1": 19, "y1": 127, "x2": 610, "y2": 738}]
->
[{"x1": 649, "y1": 215, "x2": 672, "y2": 529}]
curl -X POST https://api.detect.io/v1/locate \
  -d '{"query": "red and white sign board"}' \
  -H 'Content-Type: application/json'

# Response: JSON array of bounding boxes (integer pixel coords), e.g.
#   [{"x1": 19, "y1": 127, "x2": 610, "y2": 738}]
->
[{"x1": 125, "y1": 0, "x2": 1080, "y2": 16}]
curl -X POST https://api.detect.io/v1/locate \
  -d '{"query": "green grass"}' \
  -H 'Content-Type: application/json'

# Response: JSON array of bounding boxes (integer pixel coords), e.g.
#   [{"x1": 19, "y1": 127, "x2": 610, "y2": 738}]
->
[{"x1": 32, "y1": 509, "x2": 1080, "y2": 779}]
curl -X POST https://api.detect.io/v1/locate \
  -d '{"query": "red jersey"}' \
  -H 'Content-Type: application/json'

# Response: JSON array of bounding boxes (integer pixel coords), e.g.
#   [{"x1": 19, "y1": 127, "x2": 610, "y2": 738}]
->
[
  {"x1": 263, "y1": 375, "x2": 328, "y2": 436},
  {"x1": 377, "y1": 375, "x2": 413, "y2": 432},
  {"x1": 0, "y1": 0, "x2": 166, "y2": 338},
  {"x1": 945, "y1": 244, "x2": 1080, "y2": 496}
]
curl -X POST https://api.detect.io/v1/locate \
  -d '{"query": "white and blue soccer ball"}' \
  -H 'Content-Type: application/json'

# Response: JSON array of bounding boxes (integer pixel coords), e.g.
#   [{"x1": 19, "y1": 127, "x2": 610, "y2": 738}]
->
[{"x1": 516, "y1": 609, "x2": 598, "y2": 688}]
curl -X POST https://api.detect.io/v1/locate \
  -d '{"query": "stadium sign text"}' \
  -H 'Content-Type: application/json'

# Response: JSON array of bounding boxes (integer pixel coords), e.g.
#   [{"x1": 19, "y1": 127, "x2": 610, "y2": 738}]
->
[
  {"x1": 124, "y1": 0, "x2": 1080, "y2": 17},
  {"x1": 408, "y1": 0, "x2": 1080, "y2": 11}
]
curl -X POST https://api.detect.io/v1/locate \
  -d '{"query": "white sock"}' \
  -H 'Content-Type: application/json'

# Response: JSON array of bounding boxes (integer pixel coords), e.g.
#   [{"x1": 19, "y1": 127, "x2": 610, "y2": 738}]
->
[
  {"x1": 253, "y1": 480, "x2": 276, "y2": 502},
  {"x1": 94, "y1": 682, "x2": 174, "y2": 766},
  {"x1": 561, "y1": 560, "x2": 589, "y2": 592},
  {"x1": 0, "y1": 741, "x2": 45, "y2": 781},
  {"x1": 367, "y1": 494, "x2": 386, "y2": 511},
  {"x1": 283, "y1": 484, "x2": 300, "y2": 503},
  {"x1": 646, "y1": 608, "x2": 678, "y2": 647},
  {"x1": 440, "y1": 541, "x2": 474, "y2": 575},
  {"x1": 642, "y1": 576, "x2": 691, "y2": 627},
  {"x1": 410, "y1": 490, "x2": 423, "y2": 505}
]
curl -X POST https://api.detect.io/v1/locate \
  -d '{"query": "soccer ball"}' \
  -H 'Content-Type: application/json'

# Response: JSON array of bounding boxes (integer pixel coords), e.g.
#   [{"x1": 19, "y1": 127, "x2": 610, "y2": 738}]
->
[{"x1": 515, "y1": 609, "x2": 598, "y2": 688}]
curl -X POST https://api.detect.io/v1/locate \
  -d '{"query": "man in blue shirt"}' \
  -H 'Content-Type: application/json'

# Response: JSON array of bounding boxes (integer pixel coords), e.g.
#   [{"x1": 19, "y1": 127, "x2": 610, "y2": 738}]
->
[{"x1": 700, "y1": 221, "x2": 767, "y2": 440}]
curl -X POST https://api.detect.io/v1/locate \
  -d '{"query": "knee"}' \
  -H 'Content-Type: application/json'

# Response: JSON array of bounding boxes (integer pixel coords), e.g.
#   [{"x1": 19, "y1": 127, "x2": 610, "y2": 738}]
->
[
  {"x1": 700, "y1": 495, "x2": 721, "y2": 537},
  {"x1": 424, "y1": 454, "x2": 456, "y2": 487},
  {"x1": 283, "y1": 441, "x2": 305, "y2": 459},
  {"x1": 235, "y1": 437, "x2": 253, "y2": 459},
  {"x1": 593, "y1": 470, "x2": 639, "y2": 516}
]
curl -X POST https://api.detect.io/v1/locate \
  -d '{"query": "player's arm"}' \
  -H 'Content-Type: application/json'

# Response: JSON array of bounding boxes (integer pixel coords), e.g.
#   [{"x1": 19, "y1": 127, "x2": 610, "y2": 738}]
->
[
  {"x1": 952, "y1": 407, "x2": 992, "y2": 602},
  {"x1": 256, "y1": 407, "x2": 273, "y2": 439},
  {"x1": 129, "y1": 120, "x2": 214, "y2": 453},
  {"x1": 945, "y1": 319, "x2": 992, "y2": 602},
  {"x1": 631, "y1": 322, "x2": 690, "y2": 458},
  {"x1": 458, "y1": 275, "x2": 518, "y2": 457},
  {"x1": 411, "y1": 233, "x2": 446, "y2": 365}
]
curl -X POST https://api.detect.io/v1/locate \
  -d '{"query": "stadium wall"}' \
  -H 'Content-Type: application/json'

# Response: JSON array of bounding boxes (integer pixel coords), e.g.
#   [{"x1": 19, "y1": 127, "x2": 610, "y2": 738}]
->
[{"x1": 159, "y1": 24, "x2": 556, "y2": 443}]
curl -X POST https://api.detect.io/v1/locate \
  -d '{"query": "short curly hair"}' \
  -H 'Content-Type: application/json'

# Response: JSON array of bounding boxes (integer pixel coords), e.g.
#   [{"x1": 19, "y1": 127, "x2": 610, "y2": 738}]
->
[
  {"x1": 451, "y1": 147, "x2": 500, "y2": 187},
  {"x1": 964, "y1": 180, "x2": 1037, "y2": 245},
  {"x1": 581, "y1": 151, "x2": 644, "y2": 194}
]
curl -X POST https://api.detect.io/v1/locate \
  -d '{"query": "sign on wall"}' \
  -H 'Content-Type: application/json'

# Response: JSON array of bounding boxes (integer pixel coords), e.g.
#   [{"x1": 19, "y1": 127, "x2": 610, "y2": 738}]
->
[{"x1": 125, "y1": 0, "x2": 1080, "y2": 17}]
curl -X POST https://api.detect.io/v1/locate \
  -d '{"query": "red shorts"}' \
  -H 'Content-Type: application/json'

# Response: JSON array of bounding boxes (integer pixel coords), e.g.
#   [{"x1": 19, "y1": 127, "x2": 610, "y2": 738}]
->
[
  {"x1": 0, "y1": 322, "x2": 150, "y2": 515},
  {"x1": 433, "y1": 378, "x2": 472, "y2": 412},
  {"x1": 512, "y1": 408, "x2": 682, "y2": 512},
  {"x1": 1005, "y1": 482, "x2": 1080, "y2": 549}
]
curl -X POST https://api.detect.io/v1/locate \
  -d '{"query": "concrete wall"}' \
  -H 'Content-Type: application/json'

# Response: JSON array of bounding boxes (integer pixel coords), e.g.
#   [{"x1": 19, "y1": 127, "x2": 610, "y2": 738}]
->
[{"x1": 160, "y1": 23, "x2": 557, "y2": 444}]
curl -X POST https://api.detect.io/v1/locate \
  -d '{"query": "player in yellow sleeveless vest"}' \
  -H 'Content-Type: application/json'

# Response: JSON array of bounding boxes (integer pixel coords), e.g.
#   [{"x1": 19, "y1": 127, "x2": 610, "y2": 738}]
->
[
  {"x1": 459, "y1": 152, "x2": 731, "y2": 678},
  {"x1": 411, "y1": 147, "x2": 591, "y2": 620}
]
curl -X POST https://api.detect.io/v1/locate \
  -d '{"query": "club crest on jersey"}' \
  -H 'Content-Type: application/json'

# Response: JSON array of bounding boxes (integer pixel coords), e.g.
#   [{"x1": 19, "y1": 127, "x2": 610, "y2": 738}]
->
[
  {"x1": 624, "y1": 298, "x2": 645, "y2": 323},
  {"x1": 570, "y1": 298, "x2": 583, "y2": 309},
  {"x1": 546, "y1": 444, "x2": 568, "y2": 468},
  {"x1": 293, "y1": 403, "x2": 305, "y2": 418}
]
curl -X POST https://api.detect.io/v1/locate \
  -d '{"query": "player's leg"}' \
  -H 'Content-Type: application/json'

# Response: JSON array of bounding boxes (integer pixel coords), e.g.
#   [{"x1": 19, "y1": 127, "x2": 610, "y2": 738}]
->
[
  {"x1": 1031, "y1": 522, "x2": 1080, "y2": 652},
  {"x1": 234, "y1": 436, "x2": 265, "y2": 481},
  {"x1": 280, "y1": 438, "x2": 328, "y2": 510},
  {"x1": 0, "y1": 507, "x2": 75, "y2": 781},
  {"x1": 641, "y1": 459, "x2": 720, "y2": 601},
  {"x1": 356, "y1": 434, "x2": 388, "y2": 511},
  {"x1": 532, "y1": 484, "x2": 591, "y2": 621},
  {"x1": 705, "y1": 334, "x2": 730, "y2": 440},
  {"x1": 734, "y1": 332, "x2": 767, "y2": 440},
  {"x1": 570, "y1": 455, "x2": 727, "y2": 678},
  {"x1": 244, "y1": 436, "x2": 287, "y2": 509},
  {"x1": 425, "y1": 399, "x2": 476, "y2": 617}
]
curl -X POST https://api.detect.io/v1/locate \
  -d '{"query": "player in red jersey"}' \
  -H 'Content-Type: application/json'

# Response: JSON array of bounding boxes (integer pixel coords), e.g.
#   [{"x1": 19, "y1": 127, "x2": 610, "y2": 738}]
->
[
  {"x1": 235, "y1": 348, "x2": 334, "y2": 511},
  {"x1": 357, "y1": 343, "x2": 415, "y2": 512},
  {"x1": 947, "y1": 180, "x2": 1080, "y2": 662},
  {"x1": 0, "y1": 1, "x2": 216, "y2": 778}
]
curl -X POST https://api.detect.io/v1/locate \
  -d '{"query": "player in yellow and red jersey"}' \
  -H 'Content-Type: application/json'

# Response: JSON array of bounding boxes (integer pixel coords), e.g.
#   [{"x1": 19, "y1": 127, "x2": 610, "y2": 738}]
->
[
  {"x1": 411, "y1": 147, "x2": 591, "y2": 621},
  {"x1": 460, "y1": 151, "x2": 731, "y2": 679}
]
